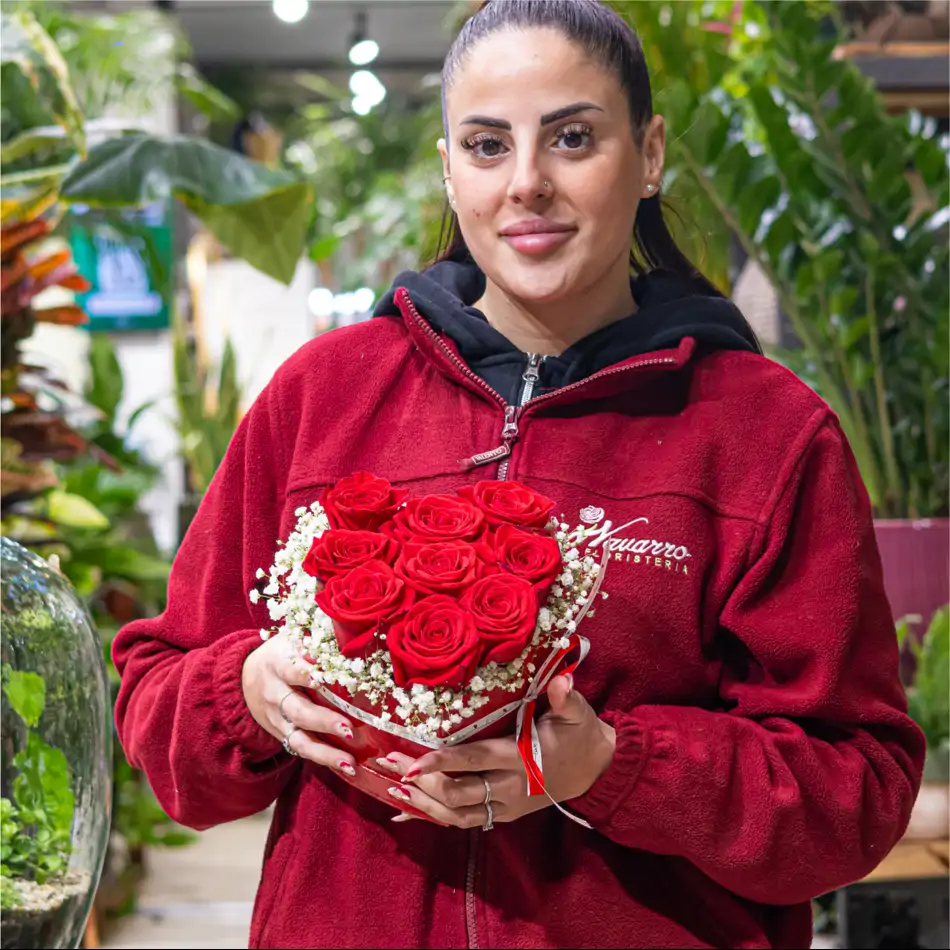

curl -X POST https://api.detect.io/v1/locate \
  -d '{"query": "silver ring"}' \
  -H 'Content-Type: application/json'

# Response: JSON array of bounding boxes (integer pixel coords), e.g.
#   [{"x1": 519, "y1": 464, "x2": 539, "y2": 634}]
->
[
  {"x1": 482, "y1": 801, "x2": 494, "y2": 832},
  {"x1": 278, "y1": 689, "x2": 296, "y2": 723},
  {"x1": 482, "y1": 778, "x2": 492, "y2": 805},
  {"x1": 282, "y1": 726, "x2": 300, "y2": 757}
]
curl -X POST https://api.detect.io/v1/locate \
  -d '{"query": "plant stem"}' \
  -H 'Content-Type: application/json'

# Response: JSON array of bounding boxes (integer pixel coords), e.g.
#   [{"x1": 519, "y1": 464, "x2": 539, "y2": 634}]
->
[{"x1": 864, "y1": 267, "x2": 901, "y2": 515}]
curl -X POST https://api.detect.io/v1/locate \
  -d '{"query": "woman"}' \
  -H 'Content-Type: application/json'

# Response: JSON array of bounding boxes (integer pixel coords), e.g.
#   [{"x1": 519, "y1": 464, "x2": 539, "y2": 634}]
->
[{"x1": 113, "y1": 2, "x2": 923, "y2": 948}]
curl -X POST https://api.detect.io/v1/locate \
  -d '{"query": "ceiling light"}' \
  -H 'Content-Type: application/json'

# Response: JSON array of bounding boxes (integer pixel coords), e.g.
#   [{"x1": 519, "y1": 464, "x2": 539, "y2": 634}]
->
[
  {"x1": 349, "y1": 70, "x2": 386, "y2": 113},
  {"x1": 307, "y1": 287, "x2": 333, "y2": 318},
  {"x1": 349, "y1": 39, "x2": 379, "y2": 66},
  {"x1": 348, "y1": 11, "x2": 379, "y2": 66},
  {"x1": 273, "y1": 0, "x2": 309, "y2": 25}
]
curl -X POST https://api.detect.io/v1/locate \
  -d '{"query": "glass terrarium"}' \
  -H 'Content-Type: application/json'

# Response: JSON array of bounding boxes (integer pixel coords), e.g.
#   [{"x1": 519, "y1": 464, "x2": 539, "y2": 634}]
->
[{"x1": 1, "y1": 538, "x2": 111, "y2": 949}]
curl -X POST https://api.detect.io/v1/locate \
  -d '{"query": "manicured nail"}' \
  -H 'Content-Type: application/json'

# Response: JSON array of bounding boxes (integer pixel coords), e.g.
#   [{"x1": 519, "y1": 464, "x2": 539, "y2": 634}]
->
[
  {"x1": 392, "y1": 813, "x2": 414, "y2": 823},
  {"x1": 404, "y1": 767, "x2": 421, "y2": 781},
  {"x1": 338, "y1": 723, "x2": 354, "y2": 740},
  {"x1": 337, "y1": 761, "x2": 356, "y2": 776},
  {"x1": 388, "y1": 786, "x2": 411, "y2": 801},
  {"x1": 562, "y1": 672, "x2": 574, "y2": 693},
  {"x1": 376, "y1": 757, "x2": 399, "y2": 770}
]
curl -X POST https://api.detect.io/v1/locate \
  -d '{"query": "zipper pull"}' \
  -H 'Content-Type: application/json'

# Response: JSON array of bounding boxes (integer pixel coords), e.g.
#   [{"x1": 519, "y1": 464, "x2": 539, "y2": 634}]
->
[
  {"x1": 520, "y1": 354, "x2": 544, "y2": 405},
  {"x1": 501, "y1": 405, "x2": 519, "y2": 439},
  {"x1": 459, "y1": 407, "x2": 520, "y2": 471}
]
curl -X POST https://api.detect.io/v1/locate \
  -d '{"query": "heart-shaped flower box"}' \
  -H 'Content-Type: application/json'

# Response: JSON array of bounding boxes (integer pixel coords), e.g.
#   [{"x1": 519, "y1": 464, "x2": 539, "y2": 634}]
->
[{"x1": 253, "y1": 474, "x2": 606, "y2": 818}]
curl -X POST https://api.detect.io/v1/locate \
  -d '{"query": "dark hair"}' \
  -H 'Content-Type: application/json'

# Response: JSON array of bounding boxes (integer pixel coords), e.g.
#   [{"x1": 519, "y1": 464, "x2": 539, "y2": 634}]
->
[{"x1": 428, "y1": 0, "x2": 725, "y2": 300}]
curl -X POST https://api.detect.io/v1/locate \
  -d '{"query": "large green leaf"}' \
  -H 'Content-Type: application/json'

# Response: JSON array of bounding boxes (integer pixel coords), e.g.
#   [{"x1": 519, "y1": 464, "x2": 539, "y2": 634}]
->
[
  {"x1": 0, "y1": 10, "x2": 85, "y2": 157},
  {"x1": 60, "y1": 133, "x2": 313, "y2": 284}
]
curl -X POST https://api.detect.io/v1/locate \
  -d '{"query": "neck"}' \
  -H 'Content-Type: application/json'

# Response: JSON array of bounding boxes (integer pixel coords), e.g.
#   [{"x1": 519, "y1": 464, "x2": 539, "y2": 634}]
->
[{"x1": 473, "y1": 254, "x2": 637, "y2": 356}]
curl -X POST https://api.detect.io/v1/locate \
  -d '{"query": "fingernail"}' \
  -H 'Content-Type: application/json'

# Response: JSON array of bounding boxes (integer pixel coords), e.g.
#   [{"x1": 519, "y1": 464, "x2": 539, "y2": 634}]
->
[
  {"x1": 388, "y1": 786, "x2": 411, "y2": 801},
  {"x1": 392, "y1": 813, "x2": 414, "y2": 823},
  {"x1": 562, "y1": 672, "x2": 574, "y2": 693},
  {"x1": 338, "y1": 723, "x2": 354, "y2": 740},
  {"x1": 376, "y1": 757, "x2": 398, "y2": 770},
  {"x1": 337, "y1": 761, "x2": 356, "y2": 777},
  {"x1": 404, "y1": 767, "x2": 421, "y2": 781}
]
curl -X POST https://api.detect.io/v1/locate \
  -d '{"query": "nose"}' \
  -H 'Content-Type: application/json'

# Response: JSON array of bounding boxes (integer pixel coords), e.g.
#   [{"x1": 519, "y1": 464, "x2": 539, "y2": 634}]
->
[{"x1": 506, "y1": 152, "x2": 552, "y2": 205}]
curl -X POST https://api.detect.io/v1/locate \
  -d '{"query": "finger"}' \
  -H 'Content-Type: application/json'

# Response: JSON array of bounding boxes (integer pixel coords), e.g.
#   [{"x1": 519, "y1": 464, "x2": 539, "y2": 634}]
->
[
  {"x1": 375, "y1": 751, "x2": 412, "y2": 776},
  {"x1": 285, "y1": 728, "x2": 357, "y2": 777},
  {"x1": 544, "y1": 672, "x2": 587, "y2": 721},
  {"x1": 273, "y1": 646, "x2": 315, "y2": 689},
  {"x1": 277, "y1": 689, "x2": 353, "y2": 742},
  {"x1": 405, "y1": 738, "x2": 522, "y2": 780},
  {"x1": 386, "y1": 783, "x2": 498, "y2": 829}
]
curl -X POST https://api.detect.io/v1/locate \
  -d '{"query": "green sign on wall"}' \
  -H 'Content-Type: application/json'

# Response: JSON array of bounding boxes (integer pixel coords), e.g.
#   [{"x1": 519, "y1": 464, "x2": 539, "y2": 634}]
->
[{"x1": 68, "y1": 201, "x2": 172, "y2": 331}]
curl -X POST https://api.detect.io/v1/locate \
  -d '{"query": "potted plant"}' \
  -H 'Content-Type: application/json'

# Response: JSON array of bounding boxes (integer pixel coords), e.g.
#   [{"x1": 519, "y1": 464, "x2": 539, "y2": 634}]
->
[
  {"x1": 897, "y1": 606, "x2": 949, "y2": 839},
  {"x1": 617, "y1": 0, "x2": 949, "y2": 629}
]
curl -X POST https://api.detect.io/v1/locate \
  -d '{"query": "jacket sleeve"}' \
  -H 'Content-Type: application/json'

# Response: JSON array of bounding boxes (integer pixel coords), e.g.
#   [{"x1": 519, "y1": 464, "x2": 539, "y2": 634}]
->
[
  {"x1": 571, "y1": 414, "x2": 925, "y2": 905},
  {"x1": 112, "y1": 377, "x2": 299, "y2": 830}
]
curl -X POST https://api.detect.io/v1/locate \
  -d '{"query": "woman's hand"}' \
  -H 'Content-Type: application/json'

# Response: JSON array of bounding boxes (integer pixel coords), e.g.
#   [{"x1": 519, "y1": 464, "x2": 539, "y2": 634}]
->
[
  {"x1": 378, "y1": 674, "x2": 616, "y2": 827},
  {"x1": 242, "y1": 631, "x2": 358, "y2": 777}
]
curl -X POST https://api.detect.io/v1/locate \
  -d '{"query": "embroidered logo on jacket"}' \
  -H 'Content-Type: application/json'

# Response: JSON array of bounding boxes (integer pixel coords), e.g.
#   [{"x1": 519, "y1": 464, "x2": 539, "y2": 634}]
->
[{"x1": 567, "y1": 513, "x2": 692, "y2": 575}]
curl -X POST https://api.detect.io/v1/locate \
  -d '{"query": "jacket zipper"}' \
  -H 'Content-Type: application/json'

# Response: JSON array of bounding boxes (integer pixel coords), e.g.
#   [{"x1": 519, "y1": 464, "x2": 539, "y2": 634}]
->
[
  {"x1": 465, "y1": 828, "x2": 480, "y2": 949},
  {"x1": 496, "y1": 353, "x2": 544, "y2": 480}
]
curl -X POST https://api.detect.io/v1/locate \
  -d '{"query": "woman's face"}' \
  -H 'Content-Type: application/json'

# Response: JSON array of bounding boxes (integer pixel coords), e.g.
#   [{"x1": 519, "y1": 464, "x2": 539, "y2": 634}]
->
[{"x1": 440, "y1": 26, "x2": 665, "y2": 305}]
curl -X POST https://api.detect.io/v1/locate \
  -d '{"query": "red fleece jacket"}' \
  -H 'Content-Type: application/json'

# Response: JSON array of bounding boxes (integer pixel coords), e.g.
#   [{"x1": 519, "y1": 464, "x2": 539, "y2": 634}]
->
[{"x1": 113, "y1": 289, "x2": 923, "y2": 950}]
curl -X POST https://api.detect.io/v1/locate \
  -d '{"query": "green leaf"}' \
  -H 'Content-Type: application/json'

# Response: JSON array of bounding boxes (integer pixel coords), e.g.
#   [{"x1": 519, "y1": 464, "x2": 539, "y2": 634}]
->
[
  {"x1": 85, "y1": 333, "x2": 124, "y2": 422},
  {"x1": 47, "y1": 490, "x2": 110, "y2": 529},
  {"x1": 13, "y1": 732, "x2": 74, "y2": 837},
  {"x1": 0, "y1": 11, "x2": 85, "y2": 156},
  {"x1": 0, "y1": 163, "x2": 72, "y2": 188},
  {"x1": 2, "y1": 668, "x2": 46, "y2": 727},
  {"x1": 87, "y1": 545, "x2": 170, "y2": 582},
  {"x1": 0, "y1": 124, "x2": 68, "y2": 164},
  {"x1": 175, "y1": 63, "x2": 241, "y2": 122},
  {"x1": 60, "y1": 133, "x2": 313, "y2": 284}
]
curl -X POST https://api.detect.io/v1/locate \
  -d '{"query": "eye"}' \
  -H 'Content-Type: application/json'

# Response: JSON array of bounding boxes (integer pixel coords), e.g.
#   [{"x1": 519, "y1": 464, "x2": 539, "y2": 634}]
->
[
  {"x1": 554, "y1": 123, "x2": 592, "y2": 151},
  {"x1": 461, "y1": 132, "x2": 509, "y2": 160}
]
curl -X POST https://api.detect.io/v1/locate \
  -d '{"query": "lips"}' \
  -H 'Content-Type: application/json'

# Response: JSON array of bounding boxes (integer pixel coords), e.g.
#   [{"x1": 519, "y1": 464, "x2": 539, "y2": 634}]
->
[
  {"x1": 500, "y1": 219, "x2": 576, "y2": 256},
  {"x1": 500, "y1": 219, "x2": 575, "y2": 237}
]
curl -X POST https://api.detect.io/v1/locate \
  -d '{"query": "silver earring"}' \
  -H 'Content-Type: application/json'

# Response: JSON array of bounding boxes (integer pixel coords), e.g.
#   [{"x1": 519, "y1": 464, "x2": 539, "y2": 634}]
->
[{"x1": 646, "y1": 184, "x2": 656, "y2": 193}]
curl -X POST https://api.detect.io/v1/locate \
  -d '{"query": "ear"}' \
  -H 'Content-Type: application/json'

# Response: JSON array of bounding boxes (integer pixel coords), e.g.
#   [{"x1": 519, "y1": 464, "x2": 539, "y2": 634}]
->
[
  {"x1": 642, "y1": 114, "x2": 666, "y2": 193},
  {"x1": 437, "y1": 137, "x2": 456, "y2": 208}
]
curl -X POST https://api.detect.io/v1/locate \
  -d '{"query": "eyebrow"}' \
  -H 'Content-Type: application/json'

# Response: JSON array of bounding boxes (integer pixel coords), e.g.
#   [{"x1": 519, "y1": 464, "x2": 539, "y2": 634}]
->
[{"x1": 459, "y1": 101, "x2": 605, "y2": 130}]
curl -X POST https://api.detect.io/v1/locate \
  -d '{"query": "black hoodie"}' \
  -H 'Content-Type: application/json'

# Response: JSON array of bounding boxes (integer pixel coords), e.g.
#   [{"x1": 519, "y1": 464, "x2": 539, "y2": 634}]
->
[{"x1": 375, "y1": 259, "x2": 759, "y2": 406}]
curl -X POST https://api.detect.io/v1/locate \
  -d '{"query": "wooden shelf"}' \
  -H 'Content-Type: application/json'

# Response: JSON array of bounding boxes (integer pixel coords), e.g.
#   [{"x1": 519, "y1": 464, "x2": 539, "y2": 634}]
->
[
  {"x1": 834, "y1": 41, "x2": 949, "y2": 112},
  {"x1": 835, "y1": 41, "x2": 950, "y2": 60},
  {"x1": 860, "y1": 838, "x2": 950, "y2": 884}
]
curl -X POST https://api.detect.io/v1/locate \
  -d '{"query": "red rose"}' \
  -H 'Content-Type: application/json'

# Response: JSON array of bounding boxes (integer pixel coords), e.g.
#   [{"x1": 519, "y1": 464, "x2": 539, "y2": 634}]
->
[
  {"x1": 388, "y1": 494, "x2": 485, "y2": 543},
  {"x1": 461, "y1": 574, "x2": 539, "y2": 665},
  {"x1": 387, "y1": 596, "x2": 482, "y2": 688},
  {"x1": 315, "y1": 560, "x2": 414, "y2": 658},
  {"x1": 491, "y1": 524, "x2": 562, "y2": 599},
  {"x1": 303, "y1": 530, "x2": 400, "y2": 582},
  {"x1": 458, "y1": 480, "x2": 555, "y2": 529},
  {"x1": 395, "y1": 540, "x2": 488, "y2": 596},
  {"x1": 321, "y1": 472, "x2": 410, "y2": 531}
]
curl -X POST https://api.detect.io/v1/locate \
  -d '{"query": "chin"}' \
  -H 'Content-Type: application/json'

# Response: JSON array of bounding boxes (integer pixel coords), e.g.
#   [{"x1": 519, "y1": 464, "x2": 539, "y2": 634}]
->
[{"x1": 490, "y1": 249, "x2": 586, "y2": 304}]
